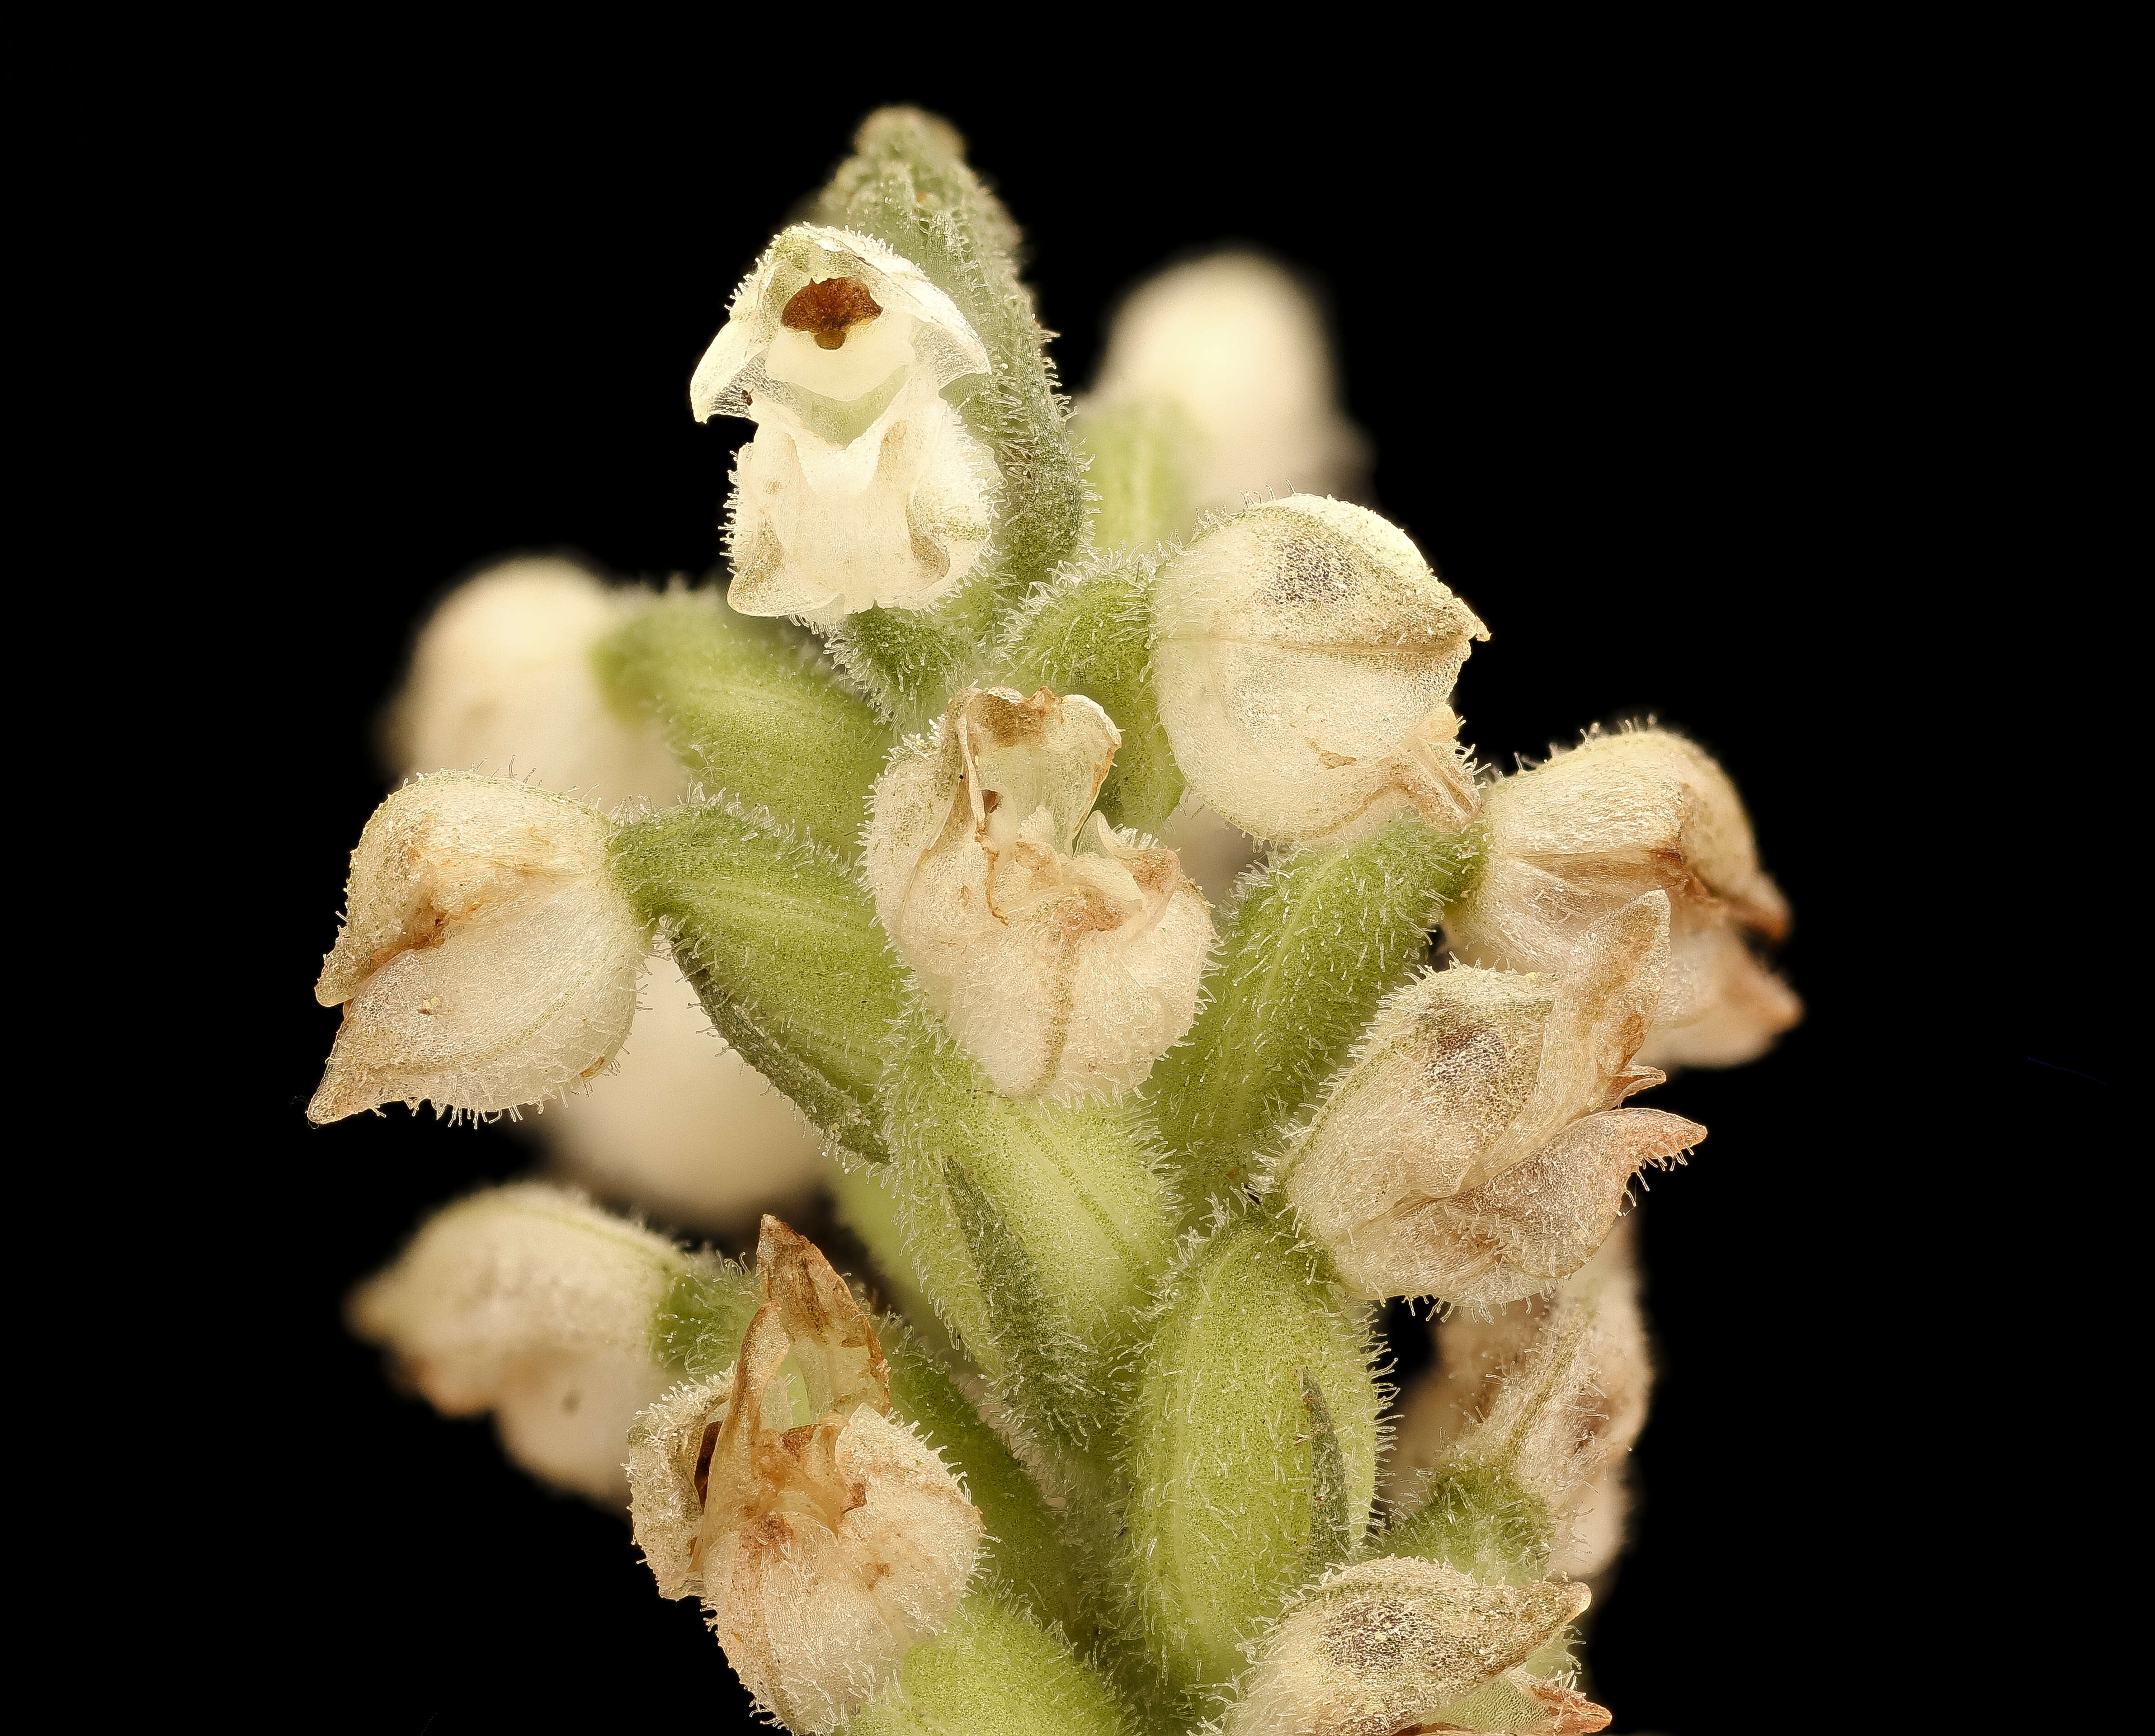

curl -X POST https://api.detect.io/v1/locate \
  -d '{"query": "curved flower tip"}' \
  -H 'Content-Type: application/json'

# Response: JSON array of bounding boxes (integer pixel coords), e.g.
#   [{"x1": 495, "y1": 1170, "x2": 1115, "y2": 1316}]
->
[
  {"x1": 309, "y1": 774, "x2": 649, "y2": 1124},
  {"x1": 1152, "y1": 494, "x2": 1489, "y2": 844},
  {"x1": 1285, "y1": 893, "x2": 1702, "y2": 1305},
  {"x1": 864, "y1": 686, "x2": 1215, "y2": 1100},
  {"x1": 1445, "y1": 727, "x2": 1800, "y2": 1069},
  {"x1": 1225, "y1": 1557, "x2": 1605, "y2": 1736},
  {"x1": 627, "y1": 1217, "x2": 982, "y2": 1733},
  {"x1": 347, "y1": 1184, "x2": 684, "y2": 1502},
  {"x1": 691, "y1": 224, "x2": 997, "y2": 622}
]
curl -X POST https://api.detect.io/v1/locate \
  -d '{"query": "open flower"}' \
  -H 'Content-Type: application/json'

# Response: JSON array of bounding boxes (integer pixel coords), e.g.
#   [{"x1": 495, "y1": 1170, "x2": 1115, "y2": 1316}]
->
[
  {"x1": 1151, "y1": 495, "x2": 1488, "y2": 844},
  {"x1": 690, "y1": 224, "x2": 997, "y2": 621},
  {"x1": 1282, "y1": 893, "x2": 1703, "y2": 1306},
  {"x1": 864, "y1": 686, "x2": 1214, "y2": 1100},
  {"x1": 628, "y1": 1219, "x2": 982, "y2": 1733},
  {"x1": 1225, "y1": 1557, "x2": 1606, "y2": 1736},
  {"x1": 1443, "y1": 727, "x2": 1799, "y2": 1068},
  {"x1": 309, "y1": 774, "x2": 649, "y2": 1123},
  {"x1": 349, "y1": 1184, "x2": 686, "y2": 1504}
]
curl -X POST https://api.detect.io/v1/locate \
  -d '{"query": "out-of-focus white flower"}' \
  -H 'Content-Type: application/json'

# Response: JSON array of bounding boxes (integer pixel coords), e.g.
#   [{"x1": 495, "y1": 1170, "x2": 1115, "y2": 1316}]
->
[
  {"x1": 384, "y1": 557, "x2": 687, "y2": 806},
  {"x1": 310, "y1": 774, "x2": 649, "y2": 1123},
  {"x1": 864, "y1": 686, "x2": 1214, "y2": 1100},
  {"x1": 542, "y1": 953, "x2": 825, "y2": 1232},
  {"x1": 628, "y1": 1218, "x2": 982, "y2": 1733},
  {"x1": 1224, "y1": 1557, "x2": 1606, "y2": 1736},
  {"x1": 690, "y1": 225, "x2": 997, "y2": 622},
  {"x1": 1283, "y1": 894, "x2": 1703, "y2": 1306},
  {"x1": 1151, "y1": 495, "x2": 1487, "y2": 844},
  {"x1": 1088, "y1": 252, "x2": 1368, "y2": 514},
  {"x1": 349, "y1": 1184, "x2": 684, "y2": 1504},
  {"x1": 1443, "y1": 727, "x2": 1799, "y2": 1069}
]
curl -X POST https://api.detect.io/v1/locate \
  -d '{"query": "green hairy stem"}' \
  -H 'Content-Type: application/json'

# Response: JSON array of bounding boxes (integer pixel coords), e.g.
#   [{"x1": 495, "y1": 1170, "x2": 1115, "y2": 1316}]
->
[
  {"x1": 596, "y1": 590, "x2": 892, "y2": 854},
  {"x1": 1118, "y1": 1214, "x2": 1382, "y2": 1706},
  {"x1": 881, "y1": 1002, "x2": 1177, "y2": 1451},
  {"x1": 1147, "y1": 816, "x2": 1485, "y2": 1219},
  {"x1": 610, "y1": 805, "x2": 904, "y2": 1161}
]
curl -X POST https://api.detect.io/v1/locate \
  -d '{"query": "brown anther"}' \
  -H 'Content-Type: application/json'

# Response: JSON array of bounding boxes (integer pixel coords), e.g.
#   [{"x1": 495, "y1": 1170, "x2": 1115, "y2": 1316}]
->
[
  {"x1": 781, "y1": 277, "x2": 883, "y2": 350},
  {"x1": 693, "y1": 1418, "x2": 721, "y2": 1505},
  {"x1": 981, "y1": 790, "x2": 1001, "y2": 814}
]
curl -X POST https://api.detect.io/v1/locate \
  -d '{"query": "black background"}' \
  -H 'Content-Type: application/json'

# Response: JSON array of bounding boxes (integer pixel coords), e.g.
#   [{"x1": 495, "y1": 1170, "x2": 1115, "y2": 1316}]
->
[{"x1": 160, "y1": 47, "x2": 2122, "y2": 1734}]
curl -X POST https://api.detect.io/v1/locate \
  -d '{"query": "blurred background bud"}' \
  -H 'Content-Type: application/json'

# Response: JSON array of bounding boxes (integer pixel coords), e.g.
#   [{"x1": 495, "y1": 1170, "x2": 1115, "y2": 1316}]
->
[{"x1": 349, "y1": 1184, "x2": 687, "y2": 1503}]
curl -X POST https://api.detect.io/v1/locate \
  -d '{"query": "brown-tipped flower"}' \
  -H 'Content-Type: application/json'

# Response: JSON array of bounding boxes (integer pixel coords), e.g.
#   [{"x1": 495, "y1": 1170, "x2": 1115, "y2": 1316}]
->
[
  {"x1": 1283, "y1": 894, "x2": 1702, "y2": 1305},
  {"x1": 1444, "y1": 726, "x2": 1799, "y2": 1068},
  {"x1": 1224, "y1": 1557, "x2": 1607, "y2": 1736},
  {"x1": 864, "y1": 685, "x2": 1215, "y2": 1100},
  {"x1": 627, "y1": 1218, "x2": 982, "y2": 1733},
  {"x1": 689, "y1": 225, "x2": 996, "y2": 621},
  {"x1": 309, "y1": 774, "x2": 649, "y2": 1123}
]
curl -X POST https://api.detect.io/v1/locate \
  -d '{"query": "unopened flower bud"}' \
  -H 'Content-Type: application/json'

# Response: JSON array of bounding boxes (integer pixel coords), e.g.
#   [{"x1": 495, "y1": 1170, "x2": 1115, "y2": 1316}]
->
[
  {"x1": 309, "y1": 774, "x2": 649, "y2": 1123},
  {"x1": 1444, "y1": 727, "x2": 1799, "y2": 1068},
  {"x1": 1151, "y1": 496, "x2": 1488, "y2": 844},
  {"x1": 1283, "y1": 894, "x2": 1703, "y2": 1305},
  {"x1": 690, "y1": 225, "x2": 997, "y2": 621},
  {"x1": 864, "y1": 686, "x2": 1214, "y2": 1100},
  {"x1": 348, "y1": 1184, "x2": 685, "y2": 1503},
  {"x1": 1084, "y1": 251, "x2": 1368, "y2": 522},
  {"x1": 628, "y1": 1218, "x2": 983, "y2": 1732},
  {"x1": 384, "y1": 557, "x2": 687, "y2": 805},
  {"x1": 1224, "y1": 1558, "x2": 1606, "y2": 1736}
]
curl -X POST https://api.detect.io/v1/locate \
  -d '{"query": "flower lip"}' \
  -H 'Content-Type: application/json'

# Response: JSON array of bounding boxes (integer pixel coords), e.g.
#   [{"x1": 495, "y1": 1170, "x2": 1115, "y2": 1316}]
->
[{"x1": 782, "y1": 278, "x2": 884, "y2": 349}]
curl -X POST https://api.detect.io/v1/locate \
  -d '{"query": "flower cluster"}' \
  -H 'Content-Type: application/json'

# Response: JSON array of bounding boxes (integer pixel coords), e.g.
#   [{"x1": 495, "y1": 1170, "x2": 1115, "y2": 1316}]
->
[{"x1": 315, "y1": 111, "x2": 1795, "y2": 1736}]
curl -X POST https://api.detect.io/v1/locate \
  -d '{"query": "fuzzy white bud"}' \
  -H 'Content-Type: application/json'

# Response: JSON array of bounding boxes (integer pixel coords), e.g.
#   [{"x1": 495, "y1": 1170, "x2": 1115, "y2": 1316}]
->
[
  {"x1": 348, "y1": 1184, "x2": 684, "y2": 1503},
  {"x1": 1151, "y1": 495, "x2": 1487, "y2": 844},
  {"x1": 627, "y1": 1218, "x2": 982, "y2": 1732},
  {"x1": 384, "y1": 557, "x2": 687, "y2": 805},
  {"x1": 1444, "y1": 727, "x2": 1799, "y2": 1068},
  {"x1": 1283, "y1": 894, "x2": 1702, "y2": 1305},
  {"x1": 1225, "y1": 1558, "x2": 1605, "y2": 1736},
  {"x1": 1088, "y1": 251, "x2": 1368, "y2": 511},
  {"x1": 864, "y1": 685, "x2": 1215, "y2": 1100},
  {"x1": 310, "y1": 774, "x2": 649, "y2": 1123},
  {"x1": 691, "y1": 224, "x2": 997, "y2": 621}
]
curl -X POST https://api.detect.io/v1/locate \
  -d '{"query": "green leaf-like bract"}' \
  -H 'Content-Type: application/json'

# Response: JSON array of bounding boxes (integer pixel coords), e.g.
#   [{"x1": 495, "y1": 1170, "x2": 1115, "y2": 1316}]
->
[
  {"x1": 842, "y1": 1591, "x2": 1134, "y2": 1736},
  {"x1": 595, "y1": 589, "x2": 892, "y2": 856},
  {"x1": 1382, "y1": 1461, "x2": 1557, "y2": 1587},
  {"x1": 1146, "y1": 816, "x2": 1485, "y2": 1220},
  {"x1": 1000, "y1": 550, "x2": 1183, "y2": 833},
  {"x1": 1071, "y1": 398, "x2": 1199, "y2": 553},
  {"x1": 1118, "y1": 1214, "x2": 1381, "y2": 1705},
  {"x1": 610, "y1": 804, "x2": 903, "y2": 1161},
  {"x1": 881, "y1": 1001, "x2": 1177, "y2": 1451}
]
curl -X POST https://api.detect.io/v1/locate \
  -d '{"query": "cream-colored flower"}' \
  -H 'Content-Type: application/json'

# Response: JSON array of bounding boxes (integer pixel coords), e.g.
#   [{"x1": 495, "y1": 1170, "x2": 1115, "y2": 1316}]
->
[
  {"x1": 628, "y1": 1219, "x2": 982, "y2": 1733},
  {"x1": 690, "y1": 224, "x2": 996, "y2": 621},
  {"x1": 1151, "y1": 495, "x2": 1488, "y2": 844},
  {"x1": 1387, "y1": 1221, "x2": 1651, "y2": 1586},
  {"x1": 309, "y1": 774, "x2": 649, "y2": 1123},
  {"x1": 1283, "y1": 894, "x2": 1703, "y2": 1305},
  {"x1": 864, "y1": 686, "x2": 1214, "y2": 1100},
  {"x1": 1443, "y1": 727, "x2": 1799, "y2": 1068},
  {"x1": 348, "y1": 1184, "x2": 684, "y2": 1504},
  {"x1": 383, "y1": 557, "x2": 686, "y2": 806},
  {"x1": 1224, "y1": 1557, "x2": 1607, "y2": 1736},
  {"x1": 1086, "y1": 251, "x2": 1368, "y2": 514}
]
